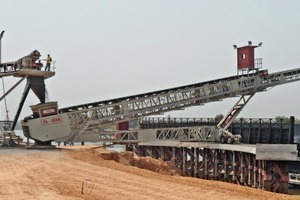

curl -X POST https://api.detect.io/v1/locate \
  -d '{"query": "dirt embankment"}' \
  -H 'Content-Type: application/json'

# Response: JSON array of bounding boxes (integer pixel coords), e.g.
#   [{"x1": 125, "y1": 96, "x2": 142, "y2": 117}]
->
[
  {"x1": 67, "y1": 147, "x2": 296, "y2": 200},
  {"x1": 99, "y1": 149, "x2": 180, "y2": 176},
  {"x1": 0, "y1": 146, "x2": 297, "y2": 200}
]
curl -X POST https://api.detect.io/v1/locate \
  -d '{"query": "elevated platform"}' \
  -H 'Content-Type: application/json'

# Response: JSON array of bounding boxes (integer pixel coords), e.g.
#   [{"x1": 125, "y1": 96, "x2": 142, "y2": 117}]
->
[
  {"x1": 14, "y1": 68, "x2": 55, "y2": 78},
  {"x1": 0, "y1": 68, "x2": 55, "y2": 79}
]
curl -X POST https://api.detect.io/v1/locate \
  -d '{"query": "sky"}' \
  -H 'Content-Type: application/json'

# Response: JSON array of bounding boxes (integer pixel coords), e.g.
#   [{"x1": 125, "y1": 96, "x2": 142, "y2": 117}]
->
[{"x1": 1, "y1": 0, "x2": 300, "y2": 122}]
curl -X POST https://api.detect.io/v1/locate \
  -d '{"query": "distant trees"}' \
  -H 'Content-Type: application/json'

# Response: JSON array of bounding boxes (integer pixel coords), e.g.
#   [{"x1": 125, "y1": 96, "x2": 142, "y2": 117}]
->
[
  {"x1": 214, "y1": 114, "x2": 300, "y2": 124},
  {"x1": 275, "y1": 116, "x2": 290, "y2": 123},
  {"x1": 214, "y1": 114, "x2": 224, "y2": 122},
  {"x1": 274, "y1": 116, "x2": 300, "y2": 124}
]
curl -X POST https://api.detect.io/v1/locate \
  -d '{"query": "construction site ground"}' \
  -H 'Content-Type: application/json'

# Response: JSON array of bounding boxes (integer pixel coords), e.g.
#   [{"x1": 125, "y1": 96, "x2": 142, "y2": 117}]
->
[{"x1": 0, "y1": 145, "x2": 299, "y2": 200}]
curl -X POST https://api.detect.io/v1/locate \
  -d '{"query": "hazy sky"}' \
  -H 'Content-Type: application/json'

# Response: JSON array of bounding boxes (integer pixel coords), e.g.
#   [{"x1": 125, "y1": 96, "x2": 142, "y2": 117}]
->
[{"x1": 1, "y1": 0, "x2": 300, "y2": 121}]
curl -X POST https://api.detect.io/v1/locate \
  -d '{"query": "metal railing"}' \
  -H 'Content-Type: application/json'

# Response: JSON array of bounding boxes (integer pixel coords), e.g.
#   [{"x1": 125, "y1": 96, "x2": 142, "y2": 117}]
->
[
  {"x1": 255, "y1": 58, "x2": 263, "y2": 69},
  {"x1": 0, "y1": 60, "x2": 56, "y2": 73}
]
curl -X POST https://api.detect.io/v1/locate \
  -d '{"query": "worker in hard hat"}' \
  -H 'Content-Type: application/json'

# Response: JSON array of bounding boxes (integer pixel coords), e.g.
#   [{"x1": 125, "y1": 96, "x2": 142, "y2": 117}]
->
[{"x1": 44, "y1": 54, "x2": 52, "y2": 71}]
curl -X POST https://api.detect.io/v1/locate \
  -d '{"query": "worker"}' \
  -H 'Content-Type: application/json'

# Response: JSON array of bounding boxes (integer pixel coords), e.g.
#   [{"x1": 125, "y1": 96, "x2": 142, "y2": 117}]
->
[{"x1": 44, "y1": 54, "x2": 52, "y2": 71}]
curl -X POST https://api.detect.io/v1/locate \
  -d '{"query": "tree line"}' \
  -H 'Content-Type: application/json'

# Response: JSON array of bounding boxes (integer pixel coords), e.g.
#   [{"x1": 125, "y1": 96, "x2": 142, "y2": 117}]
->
[{"x1": 214, "y1": 114, "x2": 300, "y2": 124}]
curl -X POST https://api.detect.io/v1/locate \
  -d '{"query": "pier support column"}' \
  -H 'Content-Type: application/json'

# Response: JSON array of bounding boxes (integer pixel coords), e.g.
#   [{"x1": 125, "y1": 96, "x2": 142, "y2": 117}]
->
[
  {"x1": 258, "y1": 160, "x2": 263, "y2": 189},
  {"x1": 132, "y1": 144, "x2": 140, "y2": 156},
  {"x1": 263, "y1": 161, "x2": 289, "y2": 194},
  {"x1": 240, "y1": 152, "x2": 245, "y2": 184},
  {"x1": 159, "y1": 146, "x2": 165, "y2": 161},
  {"x1": 232, "y1": 151, "x2": 237, "y2": 183},
  {"x1": 174, "y1": 147, "x2": 184, "y2": 173},
  {"x1": 214, "y1": 150, "x2": 219, "y2": 180},
  {"x1": 145, "y1": 146, "x2": 153, "y2": 157},
  {"x1": 186, "y1": 148, "x2": 195, "y2": 177},
  {"x1": 253, "y1": 157, "x2": 258, "y2": 188},
  {"x1": 165, "y1": 147, "x2": 173, "y2": 161},
  {"x1": 224, "y1": 150, "x2": 229, "y2": 181},
  {"x1": 182, "y1": 147, "x2": 187, "y2": 176},
  {"x1": 247, "y1": 154, "x2": 253, "y2": 186},
  {"x1": 152, "y1": 146, "x2": 159, "y2": 159},
  {"x1": 204, "y1": 148, "x2": 209, "y2": 179},
  {"x1": 198, "y1": 149, "x2": 205, "y2": 178},
  {"x1": 194, "y1": 148, "x2": 199, "y2": 177},
  {"x1": 172, "y1": 147, "x2": 176, "y2": 165}
]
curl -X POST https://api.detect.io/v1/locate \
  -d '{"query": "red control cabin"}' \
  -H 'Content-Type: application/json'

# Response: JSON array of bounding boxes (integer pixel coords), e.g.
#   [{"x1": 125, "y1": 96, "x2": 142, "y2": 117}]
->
[{"x1": 235, "y1": 42, "x2": 263, "y2": 75}]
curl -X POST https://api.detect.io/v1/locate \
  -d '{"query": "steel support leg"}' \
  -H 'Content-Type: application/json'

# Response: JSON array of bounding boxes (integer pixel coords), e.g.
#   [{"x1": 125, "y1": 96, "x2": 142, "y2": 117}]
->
[
  {"x1": 248, "y1": 154, "x2": 253, "y2": 186},
  {"x1": 204, "y1": 148, "x2": 208, "y2": 179},
  {"x1": 264, "y1": 161, "x2": 289, "y2": 194},
  {"x1": 198, "y1": 149, "x2": 205, "y2": 178},
  {"x1": 183, "y1": 147, "x2": 186, "y2": 176},
  {"x1": 240, "y1": 152, "x2": 245, "y2": 184},
  {"x1": 224, "y1": 151, "x2": 228, "y2": 181},
  {"x1": 172, "y1": 147, "x2": 176, "y2": 165},
  {"x1": 253, "y1": 157, "x2": 258, "y2": 188},
  {"x1": 194, "y1": 148, "x2": 199, "y2": 177},
  {"x1": 232, "y1": 151, "x2": 236, "y2": 183},
  {"x1": 214, "y1": 150, "x2": 219, "y2": 180},
  {"x1": 258, "y1": 160, "x2": 262, "y2": 189}
]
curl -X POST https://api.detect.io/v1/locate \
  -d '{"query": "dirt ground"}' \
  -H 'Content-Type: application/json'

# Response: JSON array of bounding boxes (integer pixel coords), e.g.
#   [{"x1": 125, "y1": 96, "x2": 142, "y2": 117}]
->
[{"x1": 0, "y1": 145, "x2": 298, "y2": 200}]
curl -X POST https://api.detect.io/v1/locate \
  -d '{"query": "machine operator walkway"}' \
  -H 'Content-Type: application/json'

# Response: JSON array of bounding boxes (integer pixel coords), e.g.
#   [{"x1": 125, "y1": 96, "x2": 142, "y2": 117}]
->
[{"x1": 0, "y1": 61, "x2": 55, "y2": 78}]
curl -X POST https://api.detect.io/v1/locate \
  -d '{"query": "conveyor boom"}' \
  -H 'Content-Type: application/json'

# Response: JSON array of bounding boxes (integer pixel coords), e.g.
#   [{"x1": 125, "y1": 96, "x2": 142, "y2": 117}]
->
[{"x1": 21, "y1": 67, "x2": 300, "y2": 143}]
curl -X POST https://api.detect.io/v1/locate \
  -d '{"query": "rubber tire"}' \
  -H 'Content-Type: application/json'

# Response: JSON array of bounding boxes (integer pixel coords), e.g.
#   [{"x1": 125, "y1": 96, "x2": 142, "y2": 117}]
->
[
  {"x1": 220, "y1": 136, "x2": 226, "y2": 143},
  {"x1": 227, "y1": 137, "x2": 234, "y2": 144}
]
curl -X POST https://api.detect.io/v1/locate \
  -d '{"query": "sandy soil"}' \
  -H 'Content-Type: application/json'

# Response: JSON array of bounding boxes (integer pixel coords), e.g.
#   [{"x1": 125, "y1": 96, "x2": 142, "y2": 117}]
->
[{"x1": 0, "y1": 145, "x2": 297, "y2": 200}]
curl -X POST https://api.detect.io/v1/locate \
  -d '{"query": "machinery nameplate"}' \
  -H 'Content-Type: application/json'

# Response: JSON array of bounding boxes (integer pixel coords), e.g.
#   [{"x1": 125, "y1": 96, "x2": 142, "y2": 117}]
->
[{"x1": 40, "y1": 116, "x2": 63, "y2": 126}]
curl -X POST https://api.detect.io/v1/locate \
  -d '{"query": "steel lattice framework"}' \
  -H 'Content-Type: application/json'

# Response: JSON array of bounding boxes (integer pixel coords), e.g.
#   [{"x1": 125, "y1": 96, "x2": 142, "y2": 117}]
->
[
  {"x1": 62, "y1": 68, "x2": 300, "y2": 141},
  {"x1": 21, "y1": 68, "x2": 300, "y2": 142}
]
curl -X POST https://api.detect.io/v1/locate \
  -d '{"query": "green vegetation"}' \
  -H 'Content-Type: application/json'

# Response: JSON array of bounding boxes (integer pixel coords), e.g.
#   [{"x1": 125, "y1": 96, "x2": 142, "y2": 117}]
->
[{"x1": 214, "y1": 114, "x2": 300, "y2": 124}]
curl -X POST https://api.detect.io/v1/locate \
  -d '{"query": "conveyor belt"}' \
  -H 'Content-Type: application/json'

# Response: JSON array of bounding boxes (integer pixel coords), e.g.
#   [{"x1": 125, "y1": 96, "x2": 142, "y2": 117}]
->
[
  {"x1": 59, "y1": 67, "x2": 300, "y2": 114},
  {"x1": 22, "y1": 67, "x2": 300, "y2": 143},
  {"x1": 59, "y1": 74, "x2": 242, "y2": 113}
]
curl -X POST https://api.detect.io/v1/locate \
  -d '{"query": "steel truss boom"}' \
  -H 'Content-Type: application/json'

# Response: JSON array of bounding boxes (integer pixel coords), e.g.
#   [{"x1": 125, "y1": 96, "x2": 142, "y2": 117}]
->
[
  {"x1": 63, "y1": 68, "x2": 300, "y2": 142},
  {"x1": 22, "y1": 67, "x2": 300, "y2": 142}
]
